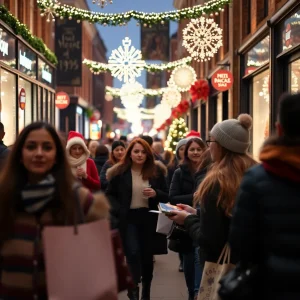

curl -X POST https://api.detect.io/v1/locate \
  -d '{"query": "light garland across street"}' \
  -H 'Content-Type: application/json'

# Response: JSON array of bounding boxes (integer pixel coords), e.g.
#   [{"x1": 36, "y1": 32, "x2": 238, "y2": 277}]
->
[
  {"x1": 106, "y1": 85, "x2": 169, "y2": 97},
  {"x1": 83, "y1": 56, "x2": 192, "y2": 74},
  {"x1": 37, "y1": 0, "x2": 231, "y2": 26}
]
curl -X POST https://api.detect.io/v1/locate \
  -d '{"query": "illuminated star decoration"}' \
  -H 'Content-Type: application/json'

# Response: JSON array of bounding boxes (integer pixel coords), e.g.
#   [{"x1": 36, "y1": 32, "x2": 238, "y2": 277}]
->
[
  {"x1": 182, "y1": 17, "x2": 223, "y2": 62},
  {"x1": 92, "y1": 0, "x2": 113, "y2": 8},
  {"x1": 168, "y1": 65, "x2": 197, "y2": 92},
  {"x1": 108, "y1": 37, "x2": 146, "y2": 83},
  {"x1": 40, "y1": 0, "x2": 60, "y2": 22}
]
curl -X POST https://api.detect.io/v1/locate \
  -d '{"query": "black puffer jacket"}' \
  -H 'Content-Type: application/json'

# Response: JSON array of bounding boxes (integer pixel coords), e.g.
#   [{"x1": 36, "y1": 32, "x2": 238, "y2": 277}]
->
[{"x1": 229, "y1": 139, "x2": 300, "y2": 299}]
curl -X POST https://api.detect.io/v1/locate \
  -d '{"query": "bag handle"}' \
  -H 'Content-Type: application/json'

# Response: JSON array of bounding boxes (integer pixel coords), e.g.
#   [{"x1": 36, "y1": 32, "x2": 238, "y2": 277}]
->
[
  {"x1": 73, "y1": 183, "x2": 85, "y2": 235},
  {"x1": 217, "y1": 244, "x2": 231, "y2": 264}
]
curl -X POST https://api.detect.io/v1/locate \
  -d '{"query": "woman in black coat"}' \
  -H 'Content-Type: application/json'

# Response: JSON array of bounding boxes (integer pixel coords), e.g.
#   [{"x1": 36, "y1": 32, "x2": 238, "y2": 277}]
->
[
  {"x1": 93, "y1": 144, "x2": 109, "y2": 177},
  {"x1": 105, "y1": 138, "x2": 168, "y2": 300},
  {"x1": 169, "y1": 138, "x2": 207, "y2": 300}
]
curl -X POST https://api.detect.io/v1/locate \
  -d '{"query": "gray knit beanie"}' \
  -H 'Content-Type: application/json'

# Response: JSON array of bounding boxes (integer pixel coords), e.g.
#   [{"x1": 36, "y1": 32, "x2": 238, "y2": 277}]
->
[
  {"x1": 175, "y1": 138, "x2": 189, "y2": 160},
  {"x1": 210, "y1": 114, "x2": 252, "y2": 154}
]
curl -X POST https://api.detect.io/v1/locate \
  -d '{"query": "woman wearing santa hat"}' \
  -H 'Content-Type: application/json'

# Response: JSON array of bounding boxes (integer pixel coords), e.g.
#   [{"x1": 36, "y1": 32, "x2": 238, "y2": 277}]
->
[{"x1": 66, "y1": 131, "x2": 100, "y2": 191}]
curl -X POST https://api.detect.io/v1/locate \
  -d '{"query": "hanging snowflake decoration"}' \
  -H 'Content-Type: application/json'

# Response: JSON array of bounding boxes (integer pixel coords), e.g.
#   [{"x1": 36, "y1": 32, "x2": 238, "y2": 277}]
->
[
  {"x1": 161, "y1": 86, "x2": 181, "y2": 108},
  {"x1": 40, "y1": 0, "x2": 61, "y2": 22},
  {"x1": 168, "y1": 65, "x2": 197, "y2": 92},
  {"x1": 92, "y1": 0, "x2": 113, "y2": 8},
  {"x1": 120, "y1": 81, "x2": 144, "y2": 109},
  {"x1": 109, "y1": 37, "x2": 146, "y2": 83},
  {"x1": 182, "y1": 17, "x2": 223, "y2": 62}
]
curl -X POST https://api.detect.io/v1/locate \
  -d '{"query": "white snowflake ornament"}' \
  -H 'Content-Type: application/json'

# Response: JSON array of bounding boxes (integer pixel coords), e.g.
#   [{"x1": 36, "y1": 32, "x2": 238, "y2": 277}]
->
[
  {"x1": 168, "y1": 65, "x2": 197, "y2": 92},
  {"x1": 120, "y1": 81, "x2": 144, "y2": 109},
  {"x1": 182, "y1": 17, "x2": 223, "y2": 62},
  {"x1": 109, "y1": 37, "x2": 146, "y2": 83},
  {"x1": 161, "y1": 86, "x2": 181, "y2": 108}
]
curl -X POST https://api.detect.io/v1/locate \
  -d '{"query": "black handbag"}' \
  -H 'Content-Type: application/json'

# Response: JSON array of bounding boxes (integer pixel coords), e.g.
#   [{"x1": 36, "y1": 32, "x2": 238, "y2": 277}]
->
[
  {"x1": 218, "y1": 262, "x2": 258, "y2": 300},
  {"x1": 167, "y1": 222, "x2": 193, "y2": 253}
]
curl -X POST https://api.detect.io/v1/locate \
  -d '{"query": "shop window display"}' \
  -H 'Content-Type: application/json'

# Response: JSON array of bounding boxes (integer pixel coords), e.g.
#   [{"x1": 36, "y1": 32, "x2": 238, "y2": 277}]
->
[
  {"x1": 282, "y1": 10, "x2": 300, "y2": 52},
  {"x1": 252, "y1": 70, "x2": 270, "y2": 160},
  {"x1": 0, "y1": 69, "x2": 16, "y2": 146},
  {"x1": 290, "y1": 59, "x2": 300, "y2": 93}
]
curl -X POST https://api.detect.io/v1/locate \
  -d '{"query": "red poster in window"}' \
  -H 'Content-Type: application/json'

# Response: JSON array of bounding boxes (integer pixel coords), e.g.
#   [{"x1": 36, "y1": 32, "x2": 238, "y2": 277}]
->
[
  {"x1": 55, "y1": 92, "x2": 70, "y2": 109},
  {"x1": 19, "y1": 88, "x2": 26, "y2": 110},
  {"x1": 211, "y1": 70, "x2": 234, "y2": 92}
]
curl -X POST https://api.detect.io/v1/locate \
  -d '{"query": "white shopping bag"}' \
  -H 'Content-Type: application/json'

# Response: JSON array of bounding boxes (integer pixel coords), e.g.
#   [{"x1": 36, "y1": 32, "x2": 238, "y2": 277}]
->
[{"x1": 156, "y1": 212, "x2": 173, "y2": 235}]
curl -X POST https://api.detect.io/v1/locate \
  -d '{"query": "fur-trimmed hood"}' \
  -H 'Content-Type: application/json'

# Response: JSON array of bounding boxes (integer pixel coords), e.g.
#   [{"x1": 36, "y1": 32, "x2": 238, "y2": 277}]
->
[{"x1": 106, "y1": 160, "x2": 167, "y2": 181}]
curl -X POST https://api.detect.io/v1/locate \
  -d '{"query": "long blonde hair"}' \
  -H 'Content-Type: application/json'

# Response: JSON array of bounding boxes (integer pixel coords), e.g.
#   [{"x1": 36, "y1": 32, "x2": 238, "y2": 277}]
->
[{"x1": 194, "y1": 149, "x2": 256, "y2": 216}]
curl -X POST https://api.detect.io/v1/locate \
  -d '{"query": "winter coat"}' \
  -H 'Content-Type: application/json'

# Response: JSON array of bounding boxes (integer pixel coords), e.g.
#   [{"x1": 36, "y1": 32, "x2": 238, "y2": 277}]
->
[
  {"x1": 169, "y1": 164, "x2": 196, "y2": 206},
  {"x1": 229, "y1": 137, "x2": 300, "y2": 299},
  {"x1": 0, "y1": 141, "x2": 9, "y2": 169},
  {"x1": 100, "y1": 160, "x2": 113, "y2": 191},
  {"x1": 0, "y1": 188, "x2": 110, "y2": 299},
  {"x1": 105, "y1": 161, "x2": 169, "y2": 255},
  {"x1": 93, "y1": 155, "x2": 108, "y2": 177},
  {"x1": 80, "y1": 158, "x2": 100, "y2": 191}
]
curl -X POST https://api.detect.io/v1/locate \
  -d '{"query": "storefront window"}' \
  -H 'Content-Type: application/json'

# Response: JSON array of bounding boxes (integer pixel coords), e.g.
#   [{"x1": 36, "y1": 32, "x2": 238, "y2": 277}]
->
[
  {"x1": 38, "y1": 87, "x2": 43, "y2": 120},
  {"x1": 33, "y1": 85, "x2": 37, "y2": 121},
  {"x1": 252, "y1": 70, "x2": 270, "y2": 159},
  {"x1": 76, "y1": 106, "x2": 84, "y2": 134},
  {"x1": 282, "y1": 9, "x2": 300, "y2": 52},
  {"x1": 18, "y1": 42, "x2": 37, "y2": 79},
  {"x1": 217, "y1": 93, "x2": 223, "y2": 123},
  {"x1": 245, "y1": 36, "x2": 270, "y2": 75},
  {"x1": 0, "y1": 27, "x2": 16, "y2": 68},
  {"x1": 43, "y1": 89, "x2": 48, "y2": 122},
  {"x1": 0, "y1": 69, "x2": 16, "y2": 146},
  {"x1": 19, "y1": 78, "x2": 32, "y2": 128},
  {"x1": 290, "y1": 59, "x2": 300, "y2": 93}
]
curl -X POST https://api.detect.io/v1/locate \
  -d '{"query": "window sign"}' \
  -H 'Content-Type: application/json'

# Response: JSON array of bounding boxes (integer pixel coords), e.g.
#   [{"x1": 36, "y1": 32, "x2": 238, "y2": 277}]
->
[
  {"x1": 282, "y1": 10, "x2": 300, "y2": 52},
  {"x1": 0, "y1": 27, "x2": 16, "y2": 68},
  {"x1": 18, "y1": 42, "x2": 37, "y2": 79},
  {"x1": 245, "y1": 36, "x2": 270, "y2": 75},
  {"x1": 38, "y1": 58, "x2": 54, "y2": 87}
]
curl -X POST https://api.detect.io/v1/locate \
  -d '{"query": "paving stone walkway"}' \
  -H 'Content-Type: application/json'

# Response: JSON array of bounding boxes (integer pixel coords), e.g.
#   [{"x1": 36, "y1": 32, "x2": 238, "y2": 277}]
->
[{"x1": 119, "y1": 251, "x2": 188, "y2": 300}]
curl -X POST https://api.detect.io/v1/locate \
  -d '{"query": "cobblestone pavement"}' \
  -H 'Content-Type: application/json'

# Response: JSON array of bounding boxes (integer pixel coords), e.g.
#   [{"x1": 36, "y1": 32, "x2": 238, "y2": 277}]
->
[{"x1": 119, "y1": 251, "x2": 187, "y2": 300}]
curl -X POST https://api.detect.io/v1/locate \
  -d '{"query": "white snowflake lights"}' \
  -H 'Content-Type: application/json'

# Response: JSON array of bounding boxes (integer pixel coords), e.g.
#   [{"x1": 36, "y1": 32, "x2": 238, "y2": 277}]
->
[
  {"x1": 92, "y1": 0, "x2": 113, "y2": 8},
  {"x1": 161, "y1": 87, "x2": 181, "y2": 108},
  {"x1": 182, "y1": 17, "x2": 223, "y2": 62},
  {"x1": 120, "y1": 81, "x2": 144, "y2": 109},
  {"x1": 168, "y1": 65, "x2": 197, "y2": 92},
  {"x1": 40, "y1": 0, "x2": 60, "y2": 22},
  {"x1": 108, "y1": 37, "x2": 146, "y2": 83}
]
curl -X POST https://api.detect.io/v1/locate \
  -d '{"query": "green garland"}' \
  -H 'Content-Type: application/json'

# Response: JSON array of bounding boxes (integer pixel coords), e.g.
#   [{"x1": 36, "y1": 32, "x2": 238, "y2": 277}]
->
[
  {"x1": 37, "y1": 0, "x2": 231, "y2": 26},
  {"x1": 83, "y1": 56, "x2": 192, "y2": 74},
  {"x1": 0, "y1": 5, "x2": 57, "y2": 65}
]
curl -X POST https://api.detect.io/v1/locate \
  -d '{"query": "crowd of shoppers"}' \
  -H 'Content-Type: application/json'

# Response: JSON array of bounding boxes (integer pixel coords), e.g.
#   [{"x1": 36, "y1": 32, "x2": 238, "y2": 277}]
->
[{"x1": 0, "y1": 92, "x2": 299, "y2": 300}]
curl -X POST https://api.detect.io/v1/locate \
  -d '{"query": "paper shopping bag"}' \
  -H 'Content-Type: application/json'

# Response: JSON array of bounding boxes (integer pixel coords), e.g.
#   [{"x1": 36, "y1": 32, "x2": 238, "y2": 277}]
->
[
  {"x1": 43, "y1": 219, "x2": 118, "y2": 300},
  {"x1": 198, "y1": 245, "x2": 235, "y2": 300},
  {"x1": 156, "y1": 212, "x2": 173, "y2": 235}
]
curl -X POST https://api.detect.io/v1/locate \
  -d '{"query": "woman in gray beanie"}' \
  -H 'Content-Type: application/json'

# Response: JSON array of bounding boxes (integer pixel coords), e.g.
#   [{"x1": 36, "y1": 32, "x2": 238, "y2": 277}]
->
[{"x1": 169, "y1": 114, "x2": 257, "y2": 278}]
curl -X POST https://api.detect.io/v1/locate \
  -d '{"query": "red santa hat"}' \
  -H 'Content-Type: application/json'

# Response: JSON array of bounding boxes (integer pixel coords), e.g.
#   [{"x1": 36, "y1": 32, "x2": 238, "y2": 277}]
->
[
  {"x1": 186, "y1": 130, "x2": 201, "y2": 138},
  {"x1": 66, "y1": 131, "x2": 90, "y2": 155}
]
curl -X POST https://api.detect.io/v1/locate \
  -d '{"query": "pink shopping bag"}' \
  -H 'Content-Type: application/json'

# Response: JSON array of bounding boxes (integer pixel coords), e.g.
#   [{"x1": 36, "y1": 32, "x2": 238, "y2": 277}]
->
[{"x1": 43, "y1": 219, "x2": 118, "y2": 300}]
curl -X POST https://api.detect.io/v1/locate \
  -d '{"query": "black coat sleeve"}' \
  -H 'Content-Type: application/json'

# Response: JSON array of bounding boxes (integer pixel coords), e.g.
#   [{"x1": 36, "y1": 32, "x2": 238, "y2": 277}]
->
[
  {"x1": 105, "y1": 175, "x2": 121, "y2": 229},
  {"x1": 100, "y1": 161, "x2": 111, "y2": 191},
  {"x1": 229, "y1": 169, "x2": 260, "y2": 263},
  {"x1": 169, "y1": 169, "x2": 193, "y2": 205}
]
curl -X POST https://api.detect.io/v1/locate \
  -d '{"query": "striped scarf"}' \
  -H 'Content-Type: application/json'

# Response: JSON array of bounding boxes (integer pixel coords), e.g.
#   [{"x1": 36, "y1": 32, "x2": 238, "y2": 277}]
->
[{"x1": 21, "y1": 174, "x2": 55, "y2": 213}]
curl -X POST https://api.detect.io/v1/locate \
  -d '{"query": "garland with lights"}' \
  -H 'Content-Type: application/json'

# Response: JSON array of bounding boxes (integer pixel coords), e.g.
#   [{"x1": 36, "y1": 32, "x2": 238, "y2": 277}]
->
[
  {"x1": 0, "y1": 5, "x2": 57, "y2": 65},
  {"x1": 37, "y1": 0, "x2": 231, "y2": 26},
  {"x1": 83, "y1": 56, "x2": 192, "y2": 74},
  {"x1": 106, "y1": 85, "x2": 169, "y2": 97}
]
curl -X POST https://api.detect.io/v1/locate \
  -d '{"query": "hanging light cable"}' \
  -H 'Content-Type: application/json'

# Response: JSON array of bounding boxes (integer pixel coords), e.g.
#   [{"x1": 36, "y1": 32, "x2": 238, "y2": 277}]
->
[{"x1": 92, "y1": 0, "x2": 113, "y2": 8}]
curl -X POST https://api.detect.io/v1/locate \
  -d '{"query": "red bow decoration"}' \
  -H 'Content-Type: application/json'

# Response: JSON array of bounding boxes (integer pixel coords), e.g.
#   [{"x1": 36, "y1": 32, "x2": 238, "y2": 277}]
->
[{"x1": 189, "y1": 79, "x2": 210, "y2": 103}]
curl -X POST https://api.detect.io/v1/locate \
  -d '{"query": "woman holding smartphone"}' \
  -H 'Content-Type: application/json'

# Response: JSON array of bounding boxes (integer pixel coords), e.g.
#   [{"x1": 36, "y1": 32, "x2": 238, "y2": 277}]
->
[{"x1": 106, "y1": 138, "x2": 168, "y2": 300}]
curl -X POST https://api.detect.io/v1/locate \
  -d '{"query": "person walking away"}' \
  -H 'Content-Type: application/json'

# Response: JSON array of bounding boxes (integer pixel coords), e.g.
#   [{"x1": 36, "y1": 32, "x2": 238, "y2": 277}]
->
[
  {"x1": 66, "y1": 131, "x2": 100, "y2": 191},
  {"x1": 105, "y1": 138, "x2": 169, "y2": 300},
  {"x1": 169, "y1": 138, "x2": 207, "y2": 300},
  {"x1": 0, "y1": 122, "x2": 110, "y2": 299},
  {"x1": 228, "y1": 93, "x2": 300, "y2": 299},
  {"x1": 0, "y1": 122, "x2": 9, "y2": 169},
  {"x1": 169, "y1": 114, "x2": 256, "y2": 288},
  {"x1": 88, "y1": 140, "x2": 99, "y2": 159},
  {"x1": 100, "y1": 140, "x2": 126, "y2": 191},
  {"x1": 93, "y1": 144, "x2": 109, "y2": 177}
]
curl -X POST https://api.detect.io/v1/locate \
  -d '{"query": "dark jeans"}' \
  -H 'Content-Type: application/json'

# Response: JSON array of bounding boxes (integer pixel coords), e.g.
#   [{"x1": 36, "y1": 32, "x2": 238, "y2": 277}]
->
[
  {"x1": 125, "y1": 208, "x2": 154, "y2": 285},
  {"x1": 183, "y1": 251, "x2": 195, "y2": 297}
]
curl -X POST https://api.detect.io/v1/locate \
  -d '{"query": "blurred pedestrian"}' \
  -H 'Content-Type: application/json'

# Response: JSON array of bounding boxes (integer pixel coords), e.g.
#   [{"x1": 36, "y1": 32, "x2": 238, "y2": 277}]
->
[
  {"x1": 93, "y1": 144, "x2": 109, "y2": 176},
  {"x1": 0, "y1": 122, "x2": 110, "y2": 299},
  {"x1": 100, "y1": 140, "x2": 126, "y2": 191},
  {"x1": 66, "y1": 131, "x2": 100, "y2": 191},
  {"x1": 88, "y1": 140, "x2": 99, "y2": 159},
  {"x1": 0, "y1": 122, "x2": 9, "y2": 169}
]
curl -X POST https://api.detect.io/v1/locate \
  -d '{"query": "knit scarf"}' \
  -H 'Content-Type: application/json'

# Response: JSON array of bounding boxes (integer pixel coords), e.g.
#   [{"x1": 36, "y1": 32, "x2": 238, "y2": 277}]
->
[
  {"x1": 21, "y1": 174, "x2": 56, "y2": 213},
  {"x1": 67, "y1": 153, "x2": 89, "y2": 178}
]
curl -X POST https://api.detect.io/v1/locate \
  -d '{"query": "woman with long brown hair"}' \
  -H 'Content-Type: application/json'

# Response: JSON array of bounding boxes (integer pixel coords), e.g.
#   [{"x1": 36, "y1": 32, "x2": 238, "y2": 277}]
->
[
  {"x1": 169, "y1": 115, "x2": 257, "y2": 279},
  {"x1": 105, "y1": 138, "x2": 168, "y2": 300},
  {"x1": 0, "y1": 122, "x2": 110, "y2": 299}
]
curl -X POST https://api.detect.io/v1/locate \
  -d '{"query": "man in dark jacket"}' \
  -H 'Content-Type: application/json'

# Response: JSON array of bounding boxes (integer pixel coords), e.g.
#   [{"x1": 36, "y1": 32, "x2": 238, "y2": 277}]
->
[
  {"x1": 0, "y1": 122, "x2": 9, "y2": 169},
  {"x1": 228, "y1": 92, "x2": 300, "y2": 299}
]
